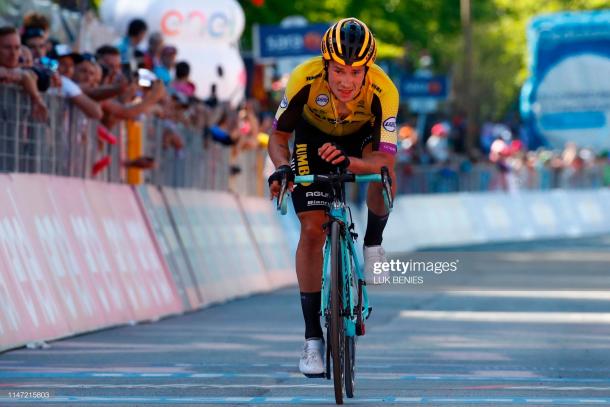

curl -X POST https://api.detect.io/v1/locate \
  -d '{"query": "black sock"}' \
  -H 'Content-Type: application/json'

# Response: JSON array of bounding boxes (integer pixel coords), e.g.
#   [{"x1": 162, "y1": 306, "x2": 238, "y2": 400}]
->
[
  {"x1": 300, "y1": 291, "x2": 323, "y2": 339},
  {"x1": 364, "y1": 209, "x2": 389, "y2": 246}
]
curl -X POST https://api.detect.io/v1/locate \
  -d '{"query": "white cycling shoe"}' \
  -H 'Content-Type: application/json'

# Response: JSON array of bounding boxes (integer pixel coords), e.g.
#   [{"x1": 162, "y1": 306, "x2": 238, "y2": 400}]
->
[
  {"x1": 299, "y1": 338, "x2": 325, "y2": 377},
  {"x1": 364, "y1": 245, "x2": 388, "y2": 285}
]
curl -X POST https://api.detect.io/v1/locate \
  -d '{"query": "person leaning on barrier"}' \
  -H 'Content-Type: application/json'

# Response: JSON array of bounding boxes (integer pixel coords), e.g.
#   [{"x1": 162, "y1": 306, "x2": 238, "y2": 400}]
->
[
  {"x1": 0, "y1": 26, "x2": 48, "y2": 121},
  {"x1": 74, "y1": 51, "x2": 129, "y2": 102},
  {"x1": 99, "y1": 71, "x2": 167, "y2": 129},
  {"x1": 44, "y1": 47, "x2": 103, "y2": 120}
]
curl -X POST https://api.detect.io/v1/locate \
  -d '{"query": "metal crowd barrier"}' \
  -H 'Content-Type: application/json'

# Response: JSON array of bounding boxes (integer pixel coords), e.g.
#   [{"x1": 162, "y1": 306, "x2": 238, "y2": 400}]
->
[
  {"x1": 0, "y1": 84, "x2": 231, "y2": 191},
  {"x1": 395, "y1": 162, "x2": 606, "y2": 194},
  {"x1": 2, "y1": 84, "x2": 608, "y2": 196}
]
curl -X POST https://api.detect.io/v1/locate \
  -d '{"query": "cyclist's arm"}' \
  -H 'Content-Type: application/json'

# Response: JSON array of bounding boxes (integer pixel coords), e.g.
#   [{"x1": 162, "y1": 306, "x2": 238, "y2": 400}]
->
[
  {"x1": 350, "y1": 81, "x2": 398, "y2": 174},
  {"x1": 269, "y1": 130, "x2": 292, "y2": 167},
  {"x1": 347, "y1": 150, "x2": 395, "y2": 175},
  {"x1": 268, "y1": 74, "x2": 310, "y2": 167}
]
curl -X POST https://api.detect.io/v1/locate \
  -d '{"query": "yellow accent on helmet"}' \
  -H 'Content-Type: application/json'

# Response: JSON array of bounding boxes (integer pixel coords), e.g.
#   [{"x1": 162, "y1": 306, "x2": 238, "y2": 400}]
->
[{"x1": 321, "y1": 17, "x2": 376, "y2": 67}]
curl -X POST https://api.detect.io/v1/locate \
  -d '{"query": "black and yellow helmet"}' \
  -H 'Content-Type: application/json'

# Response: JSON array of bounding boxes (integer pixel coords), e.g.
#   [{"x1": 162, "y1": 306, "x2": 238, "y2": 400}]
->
[{"x1": 321, "y1": 18, "x2": 377, "y2": 67}]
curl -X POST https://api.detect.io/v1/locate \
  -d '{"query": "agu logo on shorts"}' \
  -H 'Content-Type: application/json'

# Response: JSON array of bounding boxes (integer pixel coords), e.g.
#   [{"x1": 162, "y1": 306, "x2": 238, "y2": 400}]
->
[
  {"x1": 280, "y1": 94, "x2": 288, "y2": 108},
  {"x1": 383, "y1": 117, "x2": 397, "y2": 132},
  {"x1": 316, "y1": 94, "x2": 329, "y2": 106}
]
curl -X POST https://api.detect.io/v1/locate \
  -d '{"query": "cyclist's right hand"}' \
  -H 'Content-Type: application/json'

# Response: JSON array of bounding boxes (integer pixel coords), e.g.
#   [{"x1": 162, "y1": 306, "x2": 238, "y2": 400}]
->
[{"x1": 268, "y1": 164, "x2": 294, "y2": 200}]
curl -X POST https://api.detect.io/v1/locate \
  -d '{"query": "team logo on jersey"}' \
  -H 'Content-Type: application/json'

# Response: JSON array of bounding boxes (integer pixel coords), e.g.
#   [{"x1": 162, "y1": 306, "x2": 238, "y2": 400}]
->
[
  {"x1": 280, "y1": 94, "x2": 288, "y2": 108},
  {"x1": 383, "y1": 117, "x2": 397, "y2": 132},
  {"x1": 315, "y1": 94, "x2": 329, "y2": 106}
]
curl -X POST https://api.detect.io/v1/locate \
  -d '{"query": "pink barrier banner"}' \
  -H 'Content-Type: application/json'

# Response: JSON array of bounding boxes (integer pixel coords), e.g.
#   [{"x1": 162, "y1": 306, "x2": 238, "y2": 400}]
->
[
  {"x1": 10, "y1": 174, "x2": 113, "y2": 335},
  {"x1": 176, "y1": 189, "x2": 271, "y2": 301},
  {"x1": 85, "y1": 181, "x2": 182, "y2": 321},
  {"x1": 0, "y1": 175, "x2": 71, "y2": 350},
  {"x1": 44, "y1": 176, "x2": 136, "y2": 327},
  {"x1": 238, "y1": 196, "x2": 296, "y2": 289},
  {"x1": 161, "y1": 188, "x2": 212, "y2": 305},
  {"x1": 135, "y1": 185, "x2": 202, "y2": 310},
  {"x1": 0, "y1": 174, "x2": 184, "y2": 352}
]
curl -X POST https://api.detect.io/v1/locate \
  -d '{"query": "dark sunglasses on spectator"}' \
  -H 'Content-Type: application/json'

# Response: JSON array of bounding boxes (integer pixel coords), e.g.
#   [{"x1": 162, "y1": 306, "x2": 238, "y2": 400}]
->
[{"x1": 22, "y1": 27, "x2": 45, "y2": 40}]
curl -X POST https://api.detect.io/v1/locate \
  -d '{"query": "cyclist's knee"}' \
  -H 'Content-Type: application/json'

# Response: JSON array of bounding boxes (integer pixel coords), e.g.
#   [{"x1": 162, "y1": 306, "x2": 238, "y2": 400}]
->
[{"x1": 298, "y1": 213, "x2": 326, "y2": 246}]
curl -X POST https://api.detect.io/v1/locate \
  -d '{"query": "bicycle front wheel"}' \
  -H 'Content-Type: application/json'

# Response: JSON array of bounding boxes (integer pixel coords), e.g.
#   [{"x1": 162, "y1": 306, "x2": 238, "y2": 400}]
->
[{"x1": 329, "y1": 220, "x2": 345, "y2": 405}]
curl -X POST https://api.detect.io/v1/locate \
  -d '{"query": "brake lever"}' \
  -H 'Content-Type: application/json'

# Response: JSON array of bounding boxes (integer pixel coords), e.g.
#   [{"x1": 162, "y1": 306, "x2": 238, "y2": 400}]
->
[
  {"x1": 276, "y1": 176, "x2": 288, "y2": 215},
  {"x1": 380, "y1": 166, "x2": 394, "y2": 211}
]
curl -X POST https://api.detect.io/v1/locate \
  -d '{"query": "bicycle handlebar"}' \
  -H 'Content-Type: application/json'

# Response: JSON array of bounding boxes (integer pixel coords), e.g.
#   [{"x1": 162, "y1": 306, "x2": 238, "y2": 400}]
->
[
  {"x1": 294, "y1": 173, "x2": 381, "y2": 184},
  {"x1": 275, "y1": 167, "x2": 394, "y2": 215}
]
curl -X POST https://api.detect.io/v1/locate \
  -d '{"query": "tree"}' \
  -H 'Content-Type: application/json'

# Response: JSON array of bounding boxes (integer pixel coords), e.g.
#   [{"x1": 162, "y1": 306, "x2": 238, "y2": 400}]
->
[{"x1": 240, "y1": 0, "x2": 609, "y2": 124}]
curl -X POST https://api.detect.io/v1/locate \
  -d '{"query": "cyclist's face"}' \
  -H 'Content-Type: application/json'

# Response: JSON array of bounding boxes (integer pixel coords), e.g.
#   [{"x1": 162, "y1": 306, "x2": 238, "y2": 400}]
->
[{"x1": 327, "y1": 60, "x2": 365, "y2": 102}]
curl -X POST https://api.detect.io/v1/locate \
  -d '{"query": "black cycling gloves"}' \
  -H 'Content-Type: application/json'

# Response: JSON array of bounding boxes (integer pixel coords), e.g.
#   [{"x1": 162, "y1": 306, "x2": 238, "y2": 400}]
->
[
  {"x1": 326, "y1": 143, "x2": 350, "y2": 169},
  {"x1": 268, "y1": 164, "x2": 294, "y2": 186}
]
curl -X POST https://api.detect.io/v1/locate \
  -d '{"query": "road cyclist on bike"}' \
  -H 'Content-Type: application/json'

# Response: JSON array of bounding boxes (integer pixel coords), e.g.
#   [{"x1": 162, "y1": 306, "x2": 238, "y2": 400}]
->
[{"x1": 267, "y1": 17, "x2": 399, "y2": 377}]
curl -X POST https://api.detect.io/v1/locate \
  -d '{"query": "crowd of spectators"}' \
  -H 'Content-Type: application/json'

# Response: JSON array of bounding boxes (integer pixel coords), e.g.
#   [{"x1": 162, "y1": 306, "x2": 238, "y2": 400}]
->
[
  {"x1": 394, "y1": 117, "x2": 610, "y2": 193},
  {"x1": 0, "y1": 13, "x2": 268, "y2": 176},
  {"x1": 2, "y1": 11, "x2": 605, "y2": 193}
]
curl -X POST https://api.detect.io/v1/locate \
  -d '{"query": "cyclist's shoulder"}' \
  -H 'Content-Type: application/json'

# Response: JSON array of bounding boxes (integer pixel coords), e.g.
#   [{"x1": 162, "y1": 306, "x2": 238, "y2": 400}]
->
[
  {"x1": 289, "y1": 57, "x2": 325, "y2": 85},
  {"x1": 366, "y1": 64, "x2": 399, "y2": 98}
]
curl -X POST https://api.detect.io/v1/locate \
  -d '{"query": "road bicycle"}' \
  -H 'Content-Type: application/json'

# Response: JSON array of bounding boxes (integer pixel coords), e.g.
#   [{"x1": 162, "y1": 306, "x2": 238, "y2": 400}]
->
[{"x1": 277, "y1": 167, "x2": 393, "y2": 404}]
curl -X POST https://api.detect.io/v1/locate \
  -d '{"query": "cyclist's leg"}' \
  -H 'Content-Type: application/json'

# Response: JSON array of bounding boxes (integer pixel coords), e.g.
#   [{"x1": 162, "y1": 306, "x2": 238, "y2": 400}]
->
[
  {"x1": 360, "y1": 138, "x2": 397, "y2": 282},
  {"x1": 291, "y1": 119, "x2": 333, "y2": 375},
  {"x1": 292, "y1": 187, "x2": 331, "y2": 340},
  {"x1": 296, "y1": 210, "x2": 327, "y2": 293},
  {"x1": 293, "y1": 205, "x2": 329, "y2": 376},
  {"x1": 362, "y1": 142, "x2": 397, "y2": 223}
]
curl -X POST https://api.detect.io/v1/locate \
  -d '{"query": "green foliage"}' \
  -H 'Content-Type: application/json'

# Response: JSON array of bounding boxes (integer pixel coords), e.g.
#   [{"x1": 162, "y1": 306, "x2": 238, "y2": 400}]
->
[{"x1": 240, "y1": 0, "x2": 609, "y2": 120}]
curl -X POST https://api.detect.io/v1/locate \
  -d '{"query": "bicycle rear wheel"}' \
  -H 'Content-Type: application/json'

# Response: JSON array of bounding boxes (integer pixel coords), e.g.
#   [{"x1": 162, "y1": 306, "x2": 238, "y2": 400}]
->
[{"x1": 329, "y1": 220, "x2": 345, "y2": 404}]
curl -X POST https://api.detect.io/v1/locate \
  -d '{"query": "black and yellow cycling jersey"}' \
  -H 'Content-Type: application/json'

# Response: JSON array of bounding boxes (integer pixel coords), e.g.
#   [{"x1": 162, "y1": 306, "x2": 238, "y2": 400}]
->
[{"x1": 274, "y1": 57, "x2": 399, "y2": 155}]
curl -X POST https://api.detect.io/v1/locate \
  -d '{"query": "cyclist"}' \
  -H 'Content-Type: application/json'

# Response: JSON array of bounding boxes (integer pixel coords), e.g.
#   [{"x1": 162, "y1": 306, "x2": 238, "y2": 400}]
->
[{"x1": 267, "y1": 18, "x2": 398, "y2": 377}]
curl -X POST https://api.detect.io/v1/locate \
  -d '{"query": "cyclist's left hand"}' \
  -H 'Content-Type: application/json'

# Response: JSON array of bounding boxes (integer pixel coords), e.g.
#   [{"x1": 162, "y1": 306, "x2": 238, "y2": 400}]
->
[{"x1": 318, "y1": 142, "x2": 350, "y2": 169}]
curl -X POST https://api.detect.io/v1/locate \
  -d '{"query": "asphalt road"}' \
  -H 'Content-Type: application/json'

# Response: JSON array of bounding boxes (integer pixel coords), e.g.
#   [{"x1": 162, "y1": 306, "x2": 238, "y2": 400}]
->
[{"x1": 2, "y1": 235, "x2": 610, "y2": 406}]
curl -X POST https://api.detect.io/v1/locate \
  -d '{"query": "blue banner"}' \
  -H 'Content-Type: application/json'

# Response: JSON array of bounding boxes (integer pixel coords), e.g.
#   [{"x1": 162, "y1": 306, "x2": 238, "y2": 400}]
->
[
  {"x1": 520, "y1": 10, "x2": 610, "y2": 151},
  {"x1": 400, "y1": 76, "x2": 449, "y2": 99},
  {"x1": 255, "y1": 23, "x2": 329, "y2": 59}
]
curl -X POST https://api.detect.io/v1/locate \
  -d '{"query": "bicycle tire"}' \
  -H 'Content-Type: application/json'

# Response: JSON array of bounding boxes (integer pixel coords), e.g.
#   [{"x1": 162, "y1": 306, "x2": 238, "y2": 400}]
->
[
  {"x1": 330, "y1": 220, "x2": 344, "y2": 404},
  {"x1": 344, "y1": 335, "x2": 355, "y2": 398}
]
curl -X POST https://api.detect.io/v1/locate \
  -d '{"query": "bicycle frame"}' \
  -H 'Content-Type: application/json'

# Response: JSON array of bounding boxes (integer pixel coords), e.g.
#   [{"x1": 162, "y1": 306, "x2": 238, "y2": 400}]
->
[
  {"x1": 294, "y1": 173, "x2": 379, "y2": 335},
  {"x1": 278, "y1": 169, "x2": 391, "y2": 403}
]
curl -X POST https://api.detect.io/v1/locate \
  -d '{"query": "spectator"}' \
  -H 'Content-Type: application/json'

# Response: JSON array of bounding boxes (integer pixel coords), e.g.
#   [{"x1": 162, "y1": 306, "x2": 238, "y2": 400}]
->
[
  {"x1": 21, "y1": 27, "x2": 47, "y2": 60},
  {"x1": 19, "y1": 45, "x2": 33, "y2": 68},
  {"x1": 47, "y1": 52, "x2": 103, "y2": 120},
  {"x1": 52, "y1": 44, "x2": 80, "y2": 79},
  {"x1": 0, "y1": 26, "x2": 47, "y2": 121},
  {"x1": 142, "y1": 32, "x2": 163, "y2": 70},
  {"x1": 153, "y1": 45, "x2": 176, "y2": 85},
  {"x1": 100, "y1": 78, "x2": 166, "y2": 129},
  {"x1": 96, "y1": 45, "x2": 122, "y2": 78},
  {"x1": 172, "y1": 61, "x2": 195, "y2": 97},
  {"x1": 22, "y1": 12, "x2": 50, "y2": 40},
  {"x1": 73, "y1": 55, "x2": 98, "y2": 88},
  {"x1": 22, "y1": 12, "x2": 51, "y2": 56},
  {"x1": 74, "y1": 53, "x2": 128, "y2": 101},
  {"x1": 118, "y1": 18, "x2": 147, "y2": 71},
  {"x1": 426, "y1": 122, "x2": 450, "y2": 163}
]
